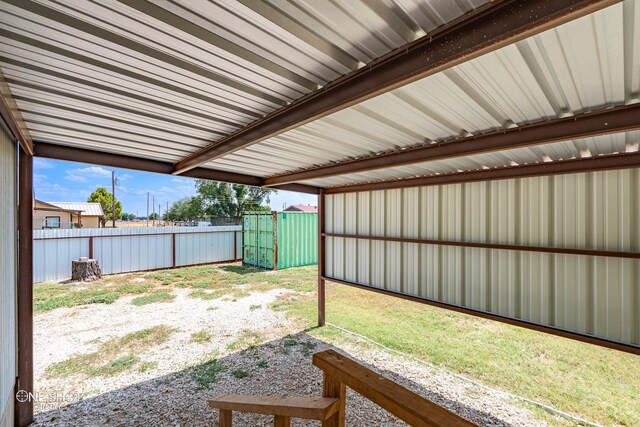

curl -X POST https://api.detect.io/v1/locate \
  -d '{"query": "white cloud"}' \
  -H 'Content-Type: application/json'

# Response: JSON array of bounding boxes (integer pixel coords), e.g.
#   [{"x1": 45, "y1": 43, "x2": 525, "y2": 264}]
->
[
  {"x1": 33, "y1": 158, "x2": 55, "y2": 170},
  {"x1": 65, "y1": 166, "x2": 112, "y2": 182}
]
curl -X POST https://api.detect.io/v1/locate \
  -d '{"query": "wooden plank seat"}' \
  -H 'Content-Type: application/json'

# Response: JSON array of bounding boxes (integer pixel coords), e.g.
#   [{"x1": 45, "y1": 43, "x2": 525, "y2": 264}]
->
[
  {"x1": 208, "y1": 394, "x2": 340, "y2": 426},
  {"x1": 209, "y1": 350, "x2": 477, "y2": 426}
]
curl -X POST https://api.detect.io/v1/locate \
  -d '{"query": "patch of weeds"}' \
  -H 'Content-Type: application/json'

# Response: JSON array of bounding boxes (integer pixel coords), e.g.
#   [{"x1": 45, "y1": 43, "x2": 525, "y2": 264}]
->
[
  {"x1": 191, "y1": 359, "x2": 225, "y2": 389},
  {"x1": 89, "y1": 355, "x2": 139, "y2": 376},
  {"x1": 190, "y1": 289, "x2": 249, "y2": 301},
  {"x1": 249, "y1": 304, "x2": 261, "y2": 311},
  {"x1": 189, "y1": 289, "x2": 228, "y2": 301},
  {"x1": 137, "y1": 361, "x2": 158, "y2": 373},
  {"x1": 301, "y1": 342, "x2": 317, "y2": 358},
  {"x1": 45, "y1": 325, "x2": 176, "y2": 378},
  {"x1": 227, "y1": 330, "x2": 265, "y2": 352},
  {"x1": 191, "y1": 330, "x2": 213, "y2": 344},
  {"x1": 256, "y1": 360, "x2": 268, "y2": 369},
  {"x1": 116, "y1": 283, "x2": 154, "y2": 294},
  {"x1": 207, "y1": 306, "x2": 219, "y2": 311},
  {"x1": 284, "y1": 337, "x2": 298, "y2": 348},
  {"x1": 131, "y1": 292, "x2": 175, "y2": 306},
  {"x1": 232, "y1": 369, "x2": 249, "y2": 379}
]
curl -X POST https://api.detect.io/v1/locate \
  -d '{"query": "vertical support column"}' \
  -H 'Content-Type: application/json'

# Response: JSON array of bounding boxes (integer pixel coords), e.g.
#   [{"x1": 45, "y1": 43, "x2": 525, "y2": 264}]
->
[
  {"x1": 318, "y1": 189, "x2": 326, "y2": 327},
  {"x1": 218, "y1": 409, "x2": 232, "y2": 426},
  {"x1": 16, "y1": 148, "x2": 33, "y2": 426},
  {"x1": 321, "y1": 371, "x2": 345, "y2": 427},
  {"x1": 233, "y1": 230, "x2": 237, "y2": 261},
  {"x1": 172, "y1": 233, "x2": 176, "y2": 268},
  {"x1": 89, "y1": 236, "x2": 94, "y2": 259}
]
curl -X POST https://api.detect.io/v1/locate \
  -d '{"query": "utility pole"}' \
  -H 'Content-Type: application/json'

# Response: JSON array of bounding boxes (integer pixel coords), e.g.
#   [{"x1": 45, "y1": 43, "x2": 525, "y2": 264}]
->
[
  {"x1": 146, "y1": 192, "x2": 149, "y2": 227},
  {"x1": 152, "y1": 194, "x2": 155, "y2": 226},
  {"x1": 158, "y1": 204, "x2": 162, "y2": 226},
  {"x1": 111, "y1": 171, "x2": 116, "y2": 228}
]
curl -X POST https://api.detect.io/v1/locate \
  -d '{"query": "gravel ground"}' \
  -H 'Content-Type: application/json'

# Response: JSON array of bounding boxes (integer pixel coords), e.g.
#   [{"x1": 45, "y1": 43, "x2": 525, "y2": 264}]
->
[{"x1": 32, "y1": 282, "x2": 549, "y2": 426}]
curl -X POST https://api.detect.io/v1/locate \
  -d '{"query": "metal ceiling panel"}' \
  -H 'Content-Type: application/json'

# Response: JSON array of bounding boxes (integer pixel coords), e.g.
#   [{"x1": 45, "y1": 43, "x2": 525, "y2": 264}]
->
[
  {"x1": 211, "y1": 1, "x2": 639, "y2": 182},
  {"x1": 0, "y1": 0, "x2": 487, "y2": 169}
]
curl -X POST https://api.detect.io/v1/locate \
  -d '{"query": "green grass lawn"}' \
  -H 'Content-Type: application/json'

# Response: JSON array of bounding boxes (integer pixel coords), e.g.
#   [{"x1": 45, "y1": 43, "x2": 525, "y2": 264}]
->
[
  {"x1": 276, "y1": 279, "x2": 640, "y2": 426},
  {"x1": 34, "y1": 264, "x2": 638, "y2": 425}
]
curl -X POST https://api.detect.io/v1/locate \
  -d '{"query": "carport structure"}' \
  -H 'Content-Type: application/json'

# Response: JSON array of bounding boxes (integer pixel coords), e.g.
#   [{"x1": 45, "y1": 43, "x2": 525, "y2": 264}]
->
[{"x1": 1, "y1": 0, "x2": 639, "y2": 425}]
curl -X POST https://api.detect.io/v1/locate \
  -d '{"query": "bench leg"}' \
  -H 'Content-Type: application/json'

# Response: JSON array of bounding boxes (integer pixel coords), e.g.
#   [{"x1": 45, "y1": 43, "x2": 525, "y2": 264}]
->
[
  {"x1": 322, "y1": 373, "x2": 346, "y2": 427},
  {"x1": 219, "y1": 409, "x2": 232, "y2": 427},
  {"x1": 274, "y1": 415, "x2": 290, "y2": 427}
]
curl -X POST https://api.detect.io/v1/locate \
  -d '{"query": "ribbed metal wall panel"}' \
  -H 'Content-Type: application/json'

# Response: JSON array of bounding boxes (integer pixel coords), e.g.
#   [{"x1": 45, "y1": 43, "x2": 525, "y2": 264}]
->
[
  {"x1": 33, "y1": 226, "x2": 241, "y2": 282},
  {"x1": 325, "y1": 169, "x2": 640, "y2": 349},
  {"x1": 0, "y1": 125, "x2": 16, "y2": 427}
]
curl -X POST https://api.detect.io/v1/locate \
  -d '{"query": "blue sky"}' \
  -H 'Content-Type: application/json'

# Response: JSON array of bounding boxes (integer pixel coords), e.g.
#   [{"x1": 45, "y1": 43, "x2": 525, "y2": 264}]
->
[{"x1": 34, "y1": 158, "x2": 317, "y2": 217}]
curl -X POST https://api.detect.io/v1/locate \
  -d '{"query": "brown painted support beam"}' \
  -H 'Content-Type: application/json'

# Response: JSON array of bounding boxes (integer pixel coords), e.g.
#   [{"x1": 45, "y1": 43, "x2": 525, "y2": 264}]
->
[
  {"x1": 16, "y1": 148, "x2": 33, "y2": 426},
  {"x1": 265, "y1": 104, "x2": 640, "y2": 186},
  {"x1": 323, "y1": 276, "x2": 640, "y2": 356},
  {"x1": 324, "y1": 152, "x2": 640, "y2": 194},
  {"x1": 322, "y1": 233, "x2": 640, "y2": 260},
  {"x1": 0, "y1": 69, "x2": 33, "y2": 155},
  {"x1": 33, "y1": 142, "x2": 320, "y2": 194},
  {"x1": 318, "y1": 189, "x2": 326, "y2": 327},
  {"x1": 173, "y1": 0, "x2": 618, "y2": 174}
]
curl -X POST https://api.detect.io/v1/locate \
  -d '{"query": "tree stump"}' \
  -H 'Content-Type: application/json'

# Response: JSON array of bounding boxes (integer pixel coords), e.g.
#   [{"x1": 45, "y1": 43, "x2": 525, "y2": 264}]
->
[{"x1": 71, "y1": 258, "x2": 102, "y2": 282}]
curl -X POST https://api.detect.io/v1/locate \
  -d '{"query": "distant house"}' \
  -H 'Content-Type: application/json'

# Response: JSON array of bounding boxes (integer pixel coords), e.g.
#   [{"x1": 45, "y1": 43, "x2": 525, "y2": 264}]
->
[
  {"x1": 33, "y1": 199, "x2": 104, "y2": 229},
  {"x1": 284, "y1": 204, "x2": 318, "y2": 213}
]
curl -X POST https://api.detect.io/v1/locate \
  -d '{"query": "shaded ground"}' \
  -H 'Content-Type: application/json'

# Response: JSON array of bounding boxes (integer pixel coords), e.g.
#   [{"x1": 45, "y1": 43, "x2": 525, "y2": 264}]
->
[{"x1": 31, "y1": 263, "x2": 637, "y2": 426}]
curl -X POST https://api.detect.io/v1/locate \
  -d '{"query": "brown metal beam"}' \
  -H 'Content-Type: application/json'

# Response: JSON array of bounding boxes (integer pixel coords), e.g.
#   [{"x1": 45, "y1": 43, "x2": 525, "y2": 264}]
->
[
  {"x1": 0, "y1": 69, "x2": 33, "y2": 155},
  {"x1": 323, "y1": 276, "x2": 640, "y2": 356},
  {"x1": 16, "y1": 148, "x2": 33, "y2": 426},
  {"x1": 322, "y1": 233, "x2": 640, "y2": 260},
  {"x1": 33, "y1": 142, "x2": 320, "y2": 194},
  {"x1": 324, "y1": 152, "x2": 640, "y2": 194},
  {"x1": 173, "y1": 0, "x2": 618, "y2": 174},
  {"x1": 266, "y1": 104, "x2": 640, "y2": 186}
]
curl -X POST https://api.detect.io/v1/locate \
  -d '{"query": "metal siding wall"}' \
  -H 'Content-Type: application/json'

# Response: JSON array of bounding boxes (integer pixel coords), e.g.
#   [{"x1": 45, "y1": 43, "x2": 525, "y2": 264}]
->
[
  {"x1": 33, "y1": 226, "x2": 240, "y2": 282},
  {"x1": 325, "y1": 169, "x2": 640, "y2": 349},
  {"x1": 275, "y1": 212, "x2": 317, "y2": 269},
  {"x1": 0, "y1": 126, "x2": 16, "y2": 427}
]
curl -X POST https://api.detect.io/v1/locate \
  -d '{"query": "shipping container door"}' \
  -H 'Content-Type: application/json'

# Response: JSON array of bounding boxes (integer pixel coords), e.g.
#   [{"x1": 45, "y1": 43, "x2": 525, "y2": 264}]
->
[{"x1": 242, "y1": 213, "x2": 275, "y2": 269}]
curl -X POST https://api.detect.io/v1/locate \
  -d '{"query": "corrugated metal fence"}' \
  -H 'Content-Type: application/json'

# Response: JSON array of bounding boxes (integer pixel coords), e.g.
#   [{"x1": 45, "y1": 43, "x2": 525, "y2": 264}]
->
[
  {"x1": 33, "y1": 226, "x2": 242, "y2": 283},
  {"x1": 324, "y1": 169, "x2": 640, "y2": 351}
]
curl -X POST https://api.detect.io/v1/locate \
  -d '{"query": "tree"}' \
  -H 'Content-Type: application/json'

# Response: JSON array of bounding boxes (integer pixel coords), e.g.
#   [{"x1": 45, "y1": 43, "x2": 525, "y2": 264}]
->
[
  {"x1": 148, "y1": 212, "x2": 159, "y2": 220},
  {"x1": 88, "y1": 187, "x2": 122, "y2": 227},
  {"x1": 165, "y1": 197, "x2": 205, "y2": 222},
  {"x1": 195, "y1": 181, "x2": 275, "y2": 221},
  {"x1": 121, "y1": 212, "x2": 136, "y2": 221}
]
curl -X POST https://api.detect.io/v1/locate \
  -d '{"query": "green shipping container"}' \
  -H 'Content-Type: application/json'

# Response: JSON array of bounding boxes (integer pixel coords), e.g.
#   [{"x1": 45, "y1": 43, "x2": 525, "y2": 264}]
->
[{"x1": 242, "y1": 211, "x2": 317, "y2": 269}]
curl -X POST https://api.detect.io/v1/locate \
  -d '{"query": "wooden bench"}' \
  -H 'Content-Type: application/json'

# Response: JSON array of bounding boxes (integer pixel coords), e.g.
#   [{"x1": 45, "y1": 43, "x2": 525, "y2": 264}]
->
[
  {"x1": 209, "y1": 395, "x2": 340, "y2": 426},
  {"x1": 208, "y1": 349, "x2": 476, "y2": 426}
]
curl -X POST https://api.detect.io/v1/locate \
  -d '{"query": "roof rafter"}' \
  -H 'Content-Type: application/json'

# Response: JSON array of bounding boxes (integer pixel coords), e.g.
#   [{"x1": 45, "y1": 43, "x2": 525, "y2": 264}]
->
[
  {"x1": 33, "y1": 143, "x2": 320, "y2": 194},
  {"x1": 324, "y1": 152, "x2": 640, "y2": 194},
  {"x1": 265, "y1": 103, "x2": 640, "y2": 186},
  {"x1": 173, "y1": 0, "x2": 619, "y2": 175}
]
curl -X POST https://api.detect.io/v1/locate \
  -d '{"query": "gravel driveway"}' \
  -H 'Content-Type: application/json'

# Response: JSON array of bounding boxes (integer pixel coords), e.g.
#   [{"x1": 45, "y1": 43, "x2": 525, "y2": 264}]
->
[{"x1": 32, "y1": 279, "x2": 549, "y2": 426}]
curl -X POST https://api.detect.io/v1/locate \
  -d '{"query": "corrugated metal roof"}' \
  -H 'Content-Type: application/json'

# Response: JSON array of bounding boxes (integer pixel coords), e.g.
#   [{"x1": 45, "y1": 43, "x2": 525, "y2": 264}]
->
[
  {"x1": 49, "y1": 202, "x2": 104, "y2": 216},
  {"x1": 0, "y1": 0, "x2": 486, "y2": 164},
  {"x1": 205, "y1": 0, "x2": 640, "y2": 186}
]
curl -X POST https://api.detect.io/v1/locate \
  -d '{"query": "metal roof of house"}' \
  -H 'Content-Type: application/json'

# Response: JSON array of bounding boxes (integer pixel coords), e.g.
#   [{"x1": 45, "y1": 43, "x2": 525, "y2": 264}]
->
[
  {"x1": 0, "y1": 0, "x2": 638, "y2": 191},
  {"x1": 48, "y1": 202, "x2": 104, "y2": 216},
  {"x1": 284, "y1": 205, "x2": 318, "y2": 212}
]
